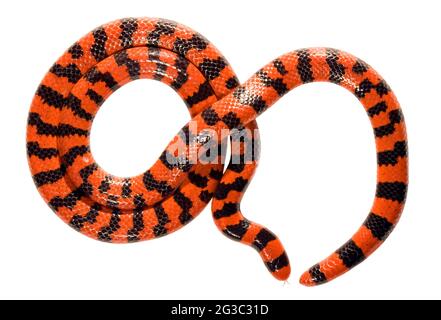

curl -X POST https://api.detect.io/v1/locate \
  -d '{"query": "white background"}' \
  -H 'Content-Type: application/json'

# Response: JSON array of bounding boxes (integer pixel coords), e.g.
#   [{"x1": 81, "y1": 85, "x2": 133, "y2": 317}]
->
[{"x1": 1, "y1": 0, "x2": 440, "y2": 299}]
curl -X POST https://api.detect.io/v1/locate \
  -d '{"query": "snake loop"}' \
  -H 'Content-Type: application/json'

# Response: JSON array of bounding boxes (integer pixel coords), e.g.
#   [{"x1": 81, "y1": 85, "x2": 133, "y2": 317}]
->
[
  {"x1": 27, "y1": 17, "x2": 259, "y2": 242},
  {"x1": 205, "y1": 48, "x2": 408, "y2": 285},
  {"x1": 27, "y1": 18, "x2": 407, "y2": 286}
]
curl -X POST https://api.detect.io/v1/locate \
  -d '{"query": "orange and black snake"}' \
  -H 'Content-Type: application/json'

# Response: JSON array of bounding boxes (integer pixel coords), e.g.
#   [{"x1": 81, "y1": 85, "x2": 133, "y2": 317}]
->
[{"x1": 27, "y1": 17, "x2": 408, "y2": 286}]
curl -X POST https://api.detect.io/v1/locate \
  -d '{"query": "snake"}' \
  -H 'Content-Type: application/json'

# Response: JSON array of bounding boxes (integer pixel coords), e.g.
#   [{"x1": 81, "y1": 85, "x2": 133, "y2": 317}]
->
[{"x1": 27, "y1": 17, "x2": 408, "y2": 286}]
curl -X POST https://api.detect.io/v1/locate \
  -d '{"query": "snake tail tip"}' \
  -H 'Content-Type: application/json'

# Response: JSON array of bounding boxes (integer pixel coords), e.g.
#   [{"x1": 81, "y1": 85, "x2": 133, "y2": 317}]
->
[
  {"x1": 299, "y1": 272, "x2": 319, "y2": 287},
  {"x1": 271, "y1": 265, "x2": 291, "y2": 282}
]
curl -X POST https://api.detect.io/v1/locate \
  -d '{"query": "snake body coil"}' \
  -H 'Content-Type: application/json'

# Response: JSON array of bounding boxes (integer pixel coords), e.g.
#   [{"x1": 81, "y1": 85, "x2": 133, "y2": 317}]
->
[{"x1": 27, "y1": 17, "x2": 408, "y2": 286}]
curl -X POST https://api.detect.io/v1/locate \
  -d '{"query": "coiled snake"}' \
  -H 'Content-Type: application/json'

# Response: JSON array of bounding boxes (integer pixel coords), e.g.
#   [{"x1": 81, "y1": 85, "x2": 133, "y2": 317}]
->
[{"x1": 27, "y1": 17, "x2": 408, "y2": 286}]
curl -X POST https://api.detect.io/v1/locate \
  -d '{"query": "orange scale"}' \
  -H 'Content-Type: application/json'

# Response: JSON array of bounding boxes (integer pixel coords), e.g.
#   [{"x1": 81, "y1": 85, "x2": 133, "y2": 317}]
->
[
  {"x1": 55, "y1": 55, "x2": 73, "y2": 66},
  {"x1": 320, "y1": 253, "x2": 349, "y2": 281},
  {"x1": 141, "y1": 208, "x2": 161, "y2": 230},
  {"x1": 215, "y1": 171, "x2": 241, "y2": 185},
  {"x1": 180, "y1": 186, "x2": 201, "y2": 203},
  {"x1": 139, "y1": 70, "x2": 156, "y2": 83},
  {"x1": 127, "y1": 174, "x2": 148, "y2": 191},
  {"x1": 378, "y1": 158, "x2": 408, "y2": 182},
  {"x1": 360, "y1": 91, "x2": 384, "y2": 109},
  {"x1": 27, "y1": 155, "x2": 57, "y2": 171},
  {"x1": 240, "y1": 223, "x2": 261, "y2": 245},
  {"x1": 111, "y1": 214, "x2": 134, "y2": 243},
  {"x1": 210, "y1": 198, "x2": 225, "y2": 213},
  {"x1": 340, "y1": 76, "x2": 360, "y2": 93},
  {"x1": 187, "y1": 202, "x2": 206, "y2": 217},
  {"x1": 78, "y1": 32, "x2": 95, "y2": 48},
  {"x1": 187, "y1": 53, "x2": 209, "y2": 67},
  {"x1": 136, "y1": 226, "x2": 155, "y2": 242},
  {"x1": 38, "y1": 179, "x2": 72, "y2": 201},
  {"x1": 81, "y1": 97, "x2": 101, "y2": 117},
  {"x1": 383, "y1": 92, "x2": 400, "y2": 106},
  {"x1": 340, "y1": 54, "x2": 358, "y2": 70},
  {"x1": 205, "y1": 180, "x2": 221, "y2": 193},
  {"x1": 228, "y1": 106, "x2": 257, "y2": 126},
  {"x1": 210, "y1": 71, "x2": 235, "y2": 97},
  {"x1": 109, "y1": 66, "x2": 132, "y2": 86},
  {"x1": 149, "y1": 160, "x2": 180, "y2": 182},
  {"x1": 159, "y1": 33, "x2": 180, "y2": 49},
  {"x1": 180, "y1": 87, "x2": 205, "y2": 106},
  {"x1": 168, "y1": 27, "x2": 191, "y2": 42},
  {"x1": 85, "y1": 167, "x2": 107, "y2": 187},
  {"x1": 128, "y1": 185, "x2": 161, "y2": 206},
  {"x1": 65, "y1": 152, "x2": 93, "y2": 180},
  {"x1": 71, "y1": 57, "x2": 92, "y2": 75},
  {"x1": 351, "y1": 67, "x2": 371, "y2": 83},
  {"x1": 369, "y1": 108, "x2": 395, "y2": 127},
  {"x1": 191, "y1": 163, "x2": 213, "y2": 176},
  {"x1": 260, "y1": 86, "x2": 282, "y2": 106},
  {"x1": 190, "y1": 200, "x2": 210, "y2": 217},
  {"x1": 279, "y1": 52, "x2": 298, "y2": 69},
  {"x1": 130, "y1": 34, "x2": 149, "y2": 49},
  {"x1": 26, "y1": 129, "x2": 57, "y2": 148},
  {"x1": 87, "y1": 80, "x2": 114, "y2": 100},
  {"x1": 154, "y1": 49, "x2": 174, "y2": 64},
  {"x1": 310, "y1": 57, "x2": 329, "y2": 81},
  {"x1": 277, "y1": 54, "x2": 300, "y2": 84},
  {"x1": 71, "y1": 82, "x2": 101, "y2": 113},
  {"x1": 201, "y1": 45, "x2": 223, "y2": 60},
  {"x1": 190, "y1": 96, "x2": 219, "y2": 116},
  {"x1": 215, "y1": 213, "x2": 243, "y2": 229},
  {"x1": 299, "y1": 272, "x2": 318, "y2": 286},
  {"x1": 31, "y1": 107, "x2": 60, "y2": 127},
  {"x1": 103, "y1": 26, "x2": 123, "y2": 53},
  {"x1": 351, "y1": 226, "x2": 382, "y2": 255},
  {"x1": 56, "y1": 207, "x2": 79, "y2": 224},
  {"x1": 158, "y1": 72, "x2": 177, "y2": 88},
  {"x1": 272, "y1": 266, "x2": 290, "y2": 281},
  {"x1": 181, "y1": 75, "x2": 208, "y2": 97},
  {"x1": 41, "y1": 72, "x2": 74, "y2": 96},
  {"x1": 191, "y1": 113, "x2": 212, "y2": 131},
  {"x1": 365, "y1": 69, "x2": 385, "y2": 83},
  {"x1": 126, "y1": 47, "x2": 147, "y2": 61},
  {"x1": 371, "y1": 198, "x2": 404, "y2": 223},
  {"x1": 163, "y1": 60, "x2": 180, "y2": 78},
  {"x1": 79, "y1": 57, "x2": 101, "y2": 73},
  {"x1": 28, "y1": 97, "x2": 55, "y2": 117},
  {"x1": 260, "y1": 239, "x2": 286, "y2": 264},
  {"x1": 93, "y1": 56, "x2": 115, "y2": 72},
  {"x1": 375, "y1": 127, "x2": 407, "y2": 151},
  {"x1": 78, "y1": 195, "x2": 98, "y2": 208},
  {"x1": 58, "y1": 136, "x2": 89, "y2": 154},
  {"x1": 69, "y1": 76, "x2": 90, "y2": 94},
  {"x1": 237, "y1": 165, "x2": 256, "y2": 178},
  {"x1": 104, "y1": 180, "x2": 121, "y2": 197},
  {"x1": 31, "y1": 154, "x2": 61, "y2": 175},
  {"x1": 361, "y1": 97, "x2": 386, "y2": 114},
  {"x1": 80, "y1": 225, "x2": 100, "y2": 240},
  {"x1": 90, "y1": 213, "x2": 116, "y2": 238},
  {"x1": 265, "y1": 65, "x2": 284, "y2": 79},
  {"x1": 160, "y1": 198, "x2": 183, "y2": 223},
  {"x1": 154, "y1": 39, "x2": 174, "y2": 55},
  {"x1": 60, "y1": 108, "x2": 92, "y2": 129}
]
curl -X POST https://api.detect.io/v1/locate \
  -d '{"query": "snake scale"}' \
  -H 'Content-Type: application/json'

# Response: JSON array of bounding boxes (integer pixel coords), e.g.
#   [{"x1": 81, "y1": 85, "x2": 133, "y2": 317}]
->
[{"x1": 27, "y1": 17, "x2": 408, "y2": 286}]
